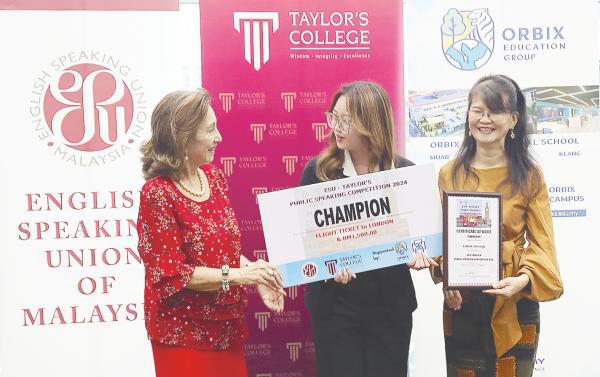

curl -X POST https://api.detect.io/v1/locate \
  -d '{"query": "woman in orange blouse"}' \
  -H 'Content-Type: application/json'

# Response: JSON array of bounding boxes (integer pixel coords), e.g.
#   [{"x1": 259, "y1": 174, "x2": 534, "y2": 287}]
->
[
  {"x1": 432, "y1": 75, "x2": 563, "y2": 377},
  {"x1": 137, "y1": 89, "x2": 285, "y2": 377}
]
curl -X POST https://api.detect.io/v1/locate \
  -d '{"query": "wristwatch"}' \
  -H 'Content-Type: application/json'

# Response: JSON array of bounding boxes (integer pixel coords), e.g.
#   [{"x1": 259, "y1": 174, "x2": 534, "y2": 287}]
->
[{"x1": 221, "y1": 264, "x2": 230, "y2": 292}]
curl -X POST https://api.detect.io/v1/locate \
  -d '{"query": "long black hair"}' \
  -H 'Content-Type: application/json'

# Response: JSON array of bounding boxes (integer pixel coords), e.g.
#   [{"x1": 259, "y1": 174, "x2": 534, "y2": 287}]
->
[{"x1": 452, "y1": 74, "x2": 541, "y2": 196}]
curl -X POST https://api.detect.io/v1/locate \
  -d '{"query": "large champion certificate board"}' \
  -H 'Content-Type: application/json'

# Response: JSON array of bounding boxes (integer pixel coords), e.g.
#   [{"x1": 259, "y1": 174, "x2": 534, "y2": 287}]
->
[{"x1": 257, "y1": 164, "x2": 442, "y2": 287}]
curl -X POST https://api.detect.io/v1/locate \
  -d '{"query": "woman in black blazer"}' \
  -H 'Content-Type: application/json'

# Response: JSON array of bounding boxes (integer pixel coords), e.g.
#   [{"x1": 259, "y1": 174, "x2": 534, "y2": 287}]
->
[{"x1": 299, "y1": 81, "x2": 436, "y2": 377}]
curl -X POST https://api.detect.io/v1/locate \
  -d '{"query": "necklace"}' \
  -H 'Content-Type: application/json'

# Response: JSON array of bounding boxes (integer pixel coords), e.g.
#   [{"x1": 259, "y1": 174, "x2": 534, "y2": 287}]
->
[{"x1": 177, "y1": 169, "x2": 206, "y2": 198}]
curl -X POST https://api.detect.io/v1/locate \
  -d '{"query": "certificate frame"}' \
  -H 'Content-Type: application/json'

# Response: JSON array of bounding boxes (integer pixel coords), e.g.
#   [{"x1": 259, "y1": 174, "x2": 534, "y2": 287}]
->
[{"x1": 443, "y1": 191, "x2": 502, "y2": 289}]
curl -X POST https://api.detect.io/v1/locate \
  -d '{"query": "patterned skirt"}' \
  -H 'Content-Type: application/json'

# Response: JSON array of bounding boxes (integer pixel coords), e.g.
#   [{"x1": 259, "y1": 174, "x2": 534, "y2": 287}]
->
[{"x1": 443, "y1": 292, "x2": 540, "y2": 377}]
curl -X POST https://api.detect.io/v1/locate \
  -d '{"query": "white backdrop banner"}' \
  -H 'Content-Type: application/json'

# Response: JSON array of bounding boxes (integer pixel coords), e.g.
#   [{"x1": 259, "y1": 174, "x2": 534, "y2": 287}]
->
[
  {"x1": 404, "y1": 1, "x2": 600, "y2": 377},
  {"x1": 0, "y1": 3, "x2": 200, "y2": 377}
]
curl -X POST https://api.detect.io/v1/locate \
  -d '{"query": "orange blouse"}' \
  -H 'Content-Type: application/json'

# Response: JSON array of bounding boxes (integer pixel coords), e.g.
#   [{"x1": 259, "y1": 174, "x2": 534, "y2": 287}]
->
[{"x1": 432, "y1": 160, "x2": 563, "y2": 357}]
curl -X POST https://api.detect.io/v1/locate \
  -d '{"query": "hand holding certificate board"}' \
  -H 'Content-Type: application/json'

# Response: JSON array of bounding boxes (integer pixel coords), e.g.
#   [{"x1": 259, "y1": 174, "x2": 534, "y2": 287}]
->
[
  {"x1": 257, "y1": 164, "x2": 443, "y2": 287},
  {"x1": 443, "y1": 192, "x2": 502, "y2": 289}
]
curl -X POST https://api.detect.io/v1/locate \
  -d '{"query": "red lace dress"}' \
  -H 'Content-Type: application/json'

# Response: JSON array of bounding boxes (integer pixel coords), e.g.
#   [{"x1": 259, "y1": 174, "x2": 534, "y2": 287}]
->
[{"x1": 137, "y1": 164, "x2": 248, "y2": 375}]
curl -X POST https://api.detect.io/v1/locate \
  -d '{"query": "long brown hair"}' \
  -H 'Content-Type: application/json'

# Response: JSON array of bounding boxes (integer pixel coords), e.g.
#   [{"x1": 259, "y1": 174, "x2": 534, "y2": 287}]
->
[
  {"x1": 316, "y1": 81, "x2": 396, "y2": 181},
  {"x1": 140, "y1": 89, "x2": 211, "y2": 181}
]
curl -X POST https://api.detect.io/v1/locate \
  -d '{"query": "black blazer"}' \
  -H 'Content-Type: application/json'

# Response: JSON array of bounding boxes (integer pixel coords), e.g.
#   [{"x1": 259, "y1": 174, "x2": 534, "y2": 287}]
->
[{"x1": 299, "y1": 156, "x2": 418, "y2": 318}]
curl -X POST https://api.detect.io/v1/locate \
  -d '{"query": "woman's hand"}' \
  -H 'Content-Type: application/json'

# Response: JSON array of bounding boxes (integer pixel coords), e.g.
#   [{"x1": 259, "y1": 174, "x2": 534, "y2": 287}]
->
[
  {"x1": 333, "y1": 267, "x2": 356, "y2": 284},
  {"x1": 407, "y1": 251, "x2": 439, "y2": 271},
  {"x1": 257, "y1": 284, "x2": 284, "y2": 313},
  {"x1": 237, "y1": 259, "x2": 285, "y2": 295},
  {"x1": 483, "y1": 274, "x2": 530, "y2": 298},
  {"x1": 444, "y1": 289, "x2": 462, "y2": 311}
]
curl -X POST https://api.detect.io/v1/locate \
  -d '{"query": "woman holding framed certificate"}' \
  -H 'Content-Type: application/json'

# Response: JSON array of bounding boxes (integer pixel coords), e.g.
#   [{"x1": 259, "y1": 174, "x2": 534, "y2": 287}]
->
[
  {"x1": 299, "y1": 81, "x2": 436, "y2": 377},
  {"x1": 432, "y1": 75, "x2": 563, "y2": 377},
  {"x1": 137, "y1": 90, "x2": 285, "y2": 377}
]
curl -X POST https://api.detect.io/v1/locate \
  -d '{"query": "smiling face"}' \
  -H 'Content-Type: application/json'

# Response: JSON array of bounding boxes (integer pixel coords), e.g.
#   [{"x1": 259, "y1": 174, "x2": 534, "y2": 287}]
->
[
  {"x1": 186, "y1": 105, "x2": 222, "y2": 165},
  {"x1": 467, "y1": 94, "x2": 517, "y2": 150}
]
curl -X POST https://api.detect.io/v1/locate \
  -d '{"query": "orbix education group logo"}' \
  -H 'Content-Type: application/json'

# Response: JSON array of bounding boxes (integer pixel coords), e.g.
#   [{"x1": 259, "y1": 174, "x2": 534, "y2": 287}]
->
[
  {"x1": 441, "y1": 8, "x2": 494, "y2": 71},
  {"x1": 234, "y1": 12, "x2": 279, "y2": 71},
  {"x1": 30, "y1": 51, "x2": 146, "y2": 166}
]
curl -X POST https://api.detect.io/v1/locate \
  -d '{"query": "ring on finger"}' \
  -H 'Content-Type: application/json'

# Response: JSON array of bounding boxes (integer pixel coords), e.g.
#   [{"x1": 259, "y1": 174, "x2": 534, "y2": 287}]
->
[{"x1": 267, "y1": 269, "x2": 274, "y2": 276}]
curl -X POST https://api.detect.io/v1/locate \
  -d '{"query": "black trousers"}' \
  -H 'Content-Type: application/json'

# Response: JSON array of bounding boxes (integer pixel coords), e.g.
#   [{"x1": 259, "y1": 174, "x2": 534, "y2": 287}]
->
[{"x1": 308, "y1": 282, "x2": 413, "y2": 377}]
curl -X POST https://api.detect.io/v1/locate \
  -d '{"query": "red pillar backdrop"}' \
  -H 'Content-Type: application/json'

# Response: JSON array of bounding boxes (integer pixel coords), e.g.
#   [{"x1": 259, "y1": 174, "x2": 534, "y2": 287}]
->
[{"x1": 199, "y1": 1, "x2": 404, "y2": 375}]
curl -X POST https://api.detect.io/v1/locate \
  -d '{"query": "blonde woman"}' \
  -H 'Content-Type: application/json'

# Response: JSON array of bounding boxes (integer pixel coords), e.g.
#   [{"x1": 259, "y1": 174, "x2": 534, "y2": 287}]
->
[
  {"x1": 299, "y1": 81, "x2": 436, "y2": 377},
  {"x1": 137, "y1": 89, "x2": 285, "y2": 377}
]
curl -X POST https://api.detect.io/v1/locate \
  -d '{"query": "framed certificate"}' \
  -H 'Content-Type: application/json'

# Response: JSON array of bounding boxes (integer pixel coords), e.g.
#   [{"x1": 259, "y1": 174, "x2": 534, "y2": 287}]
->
[{"x1": 443, "y1": 191, "x2": 502, "y2": 289}]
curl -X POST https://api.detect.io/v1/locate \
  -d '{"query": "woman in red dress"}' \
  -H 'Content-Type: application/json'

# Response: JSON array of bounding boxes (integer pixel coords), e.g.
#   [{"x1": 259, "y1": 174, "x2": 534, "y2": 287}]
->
[{"x1": 138, "y1": 89, "x2": 285, "y2": 377}]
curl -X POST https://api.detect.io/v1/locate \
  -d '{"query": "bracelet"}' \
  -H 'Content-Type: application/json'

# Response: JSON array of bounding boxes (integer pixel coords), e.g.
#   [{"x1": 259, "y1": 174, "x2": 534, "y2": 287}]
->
[{"x1": 221, "y1": 264, "x2": 230, "y2": 292}]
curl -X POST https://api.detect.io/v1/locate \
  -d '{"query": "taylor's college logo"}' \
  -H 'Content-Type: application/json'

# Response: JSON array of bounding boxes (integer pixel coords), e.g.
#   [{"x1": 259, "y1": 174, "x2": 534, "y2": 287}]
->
[
  {"x1": 250, "y1": 123, "x2": 266, "y2": 143},
  {"x1": 441, "y1": 8, "x2": 494, "y2": 71},
  {"x1": 286, "y1": 342, "x2": 302, "y2": 362},
  {"x1": 220, "y1": 157, "x2": 236, "y2": 176},
  {"x1": 253, "y1": 249, "x2": 268, "y2": 261},
  {"x1": 281, "y1": 92, "x2": 296, "y2": 112},
  {"x1": 302, "y1": 262, "x2": 318, "y2": 278},
  {"x1": 287, "y1": 285, "x2": 298, "y2": 300},
  {"x1": 234, "y1": 12, "x2": 279, "y2": 71},
  {"x1": 31, "y1": 55, "x2": 146, "y2": 166},
  {"x1": 325, "y1": 259, "x2": 337, "y2": 275},
  {"x1": 312, "y1": 122, "x2": 329, "y2": 142},
  {"x1": 219, "y1": 93, "x2": 234, "y2": 113},
  {"x1": 251, "y1": 187, "x2": 268, "y2": 204},
  {"x1": 282, "y1": 155, "x2": 298, "y2": 175},
  {"x1": 254, "y1": 311, "x2": 270, "y2": 331}
]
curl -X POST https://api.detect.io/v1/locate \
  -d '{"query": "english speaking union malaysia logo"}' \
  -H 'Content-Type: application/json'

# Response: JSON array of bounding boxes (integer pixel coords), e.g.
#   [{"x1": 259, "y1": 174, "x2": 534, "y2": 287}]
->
[
  {"x1": 30, "y1": 52, "x2": 146, "y2": 166},
  {"x1": 302, "y1": 262, "x2": 317, "y2": 279},
  {"x1": 441, "y1": 8, "x2": 494, "y2": 71},
  {"x1": 234, "y1": 12, "x2": 279, "y2": 71}
]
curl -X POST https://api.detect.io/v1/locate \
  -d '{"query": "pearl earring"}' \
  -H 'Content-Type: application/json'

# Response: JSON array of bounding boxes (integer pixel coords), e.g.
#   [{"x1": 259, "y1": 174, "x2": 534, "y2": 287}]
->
[{"x1": 510, "y1": 129, "x2": 515, "y2": 139}]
